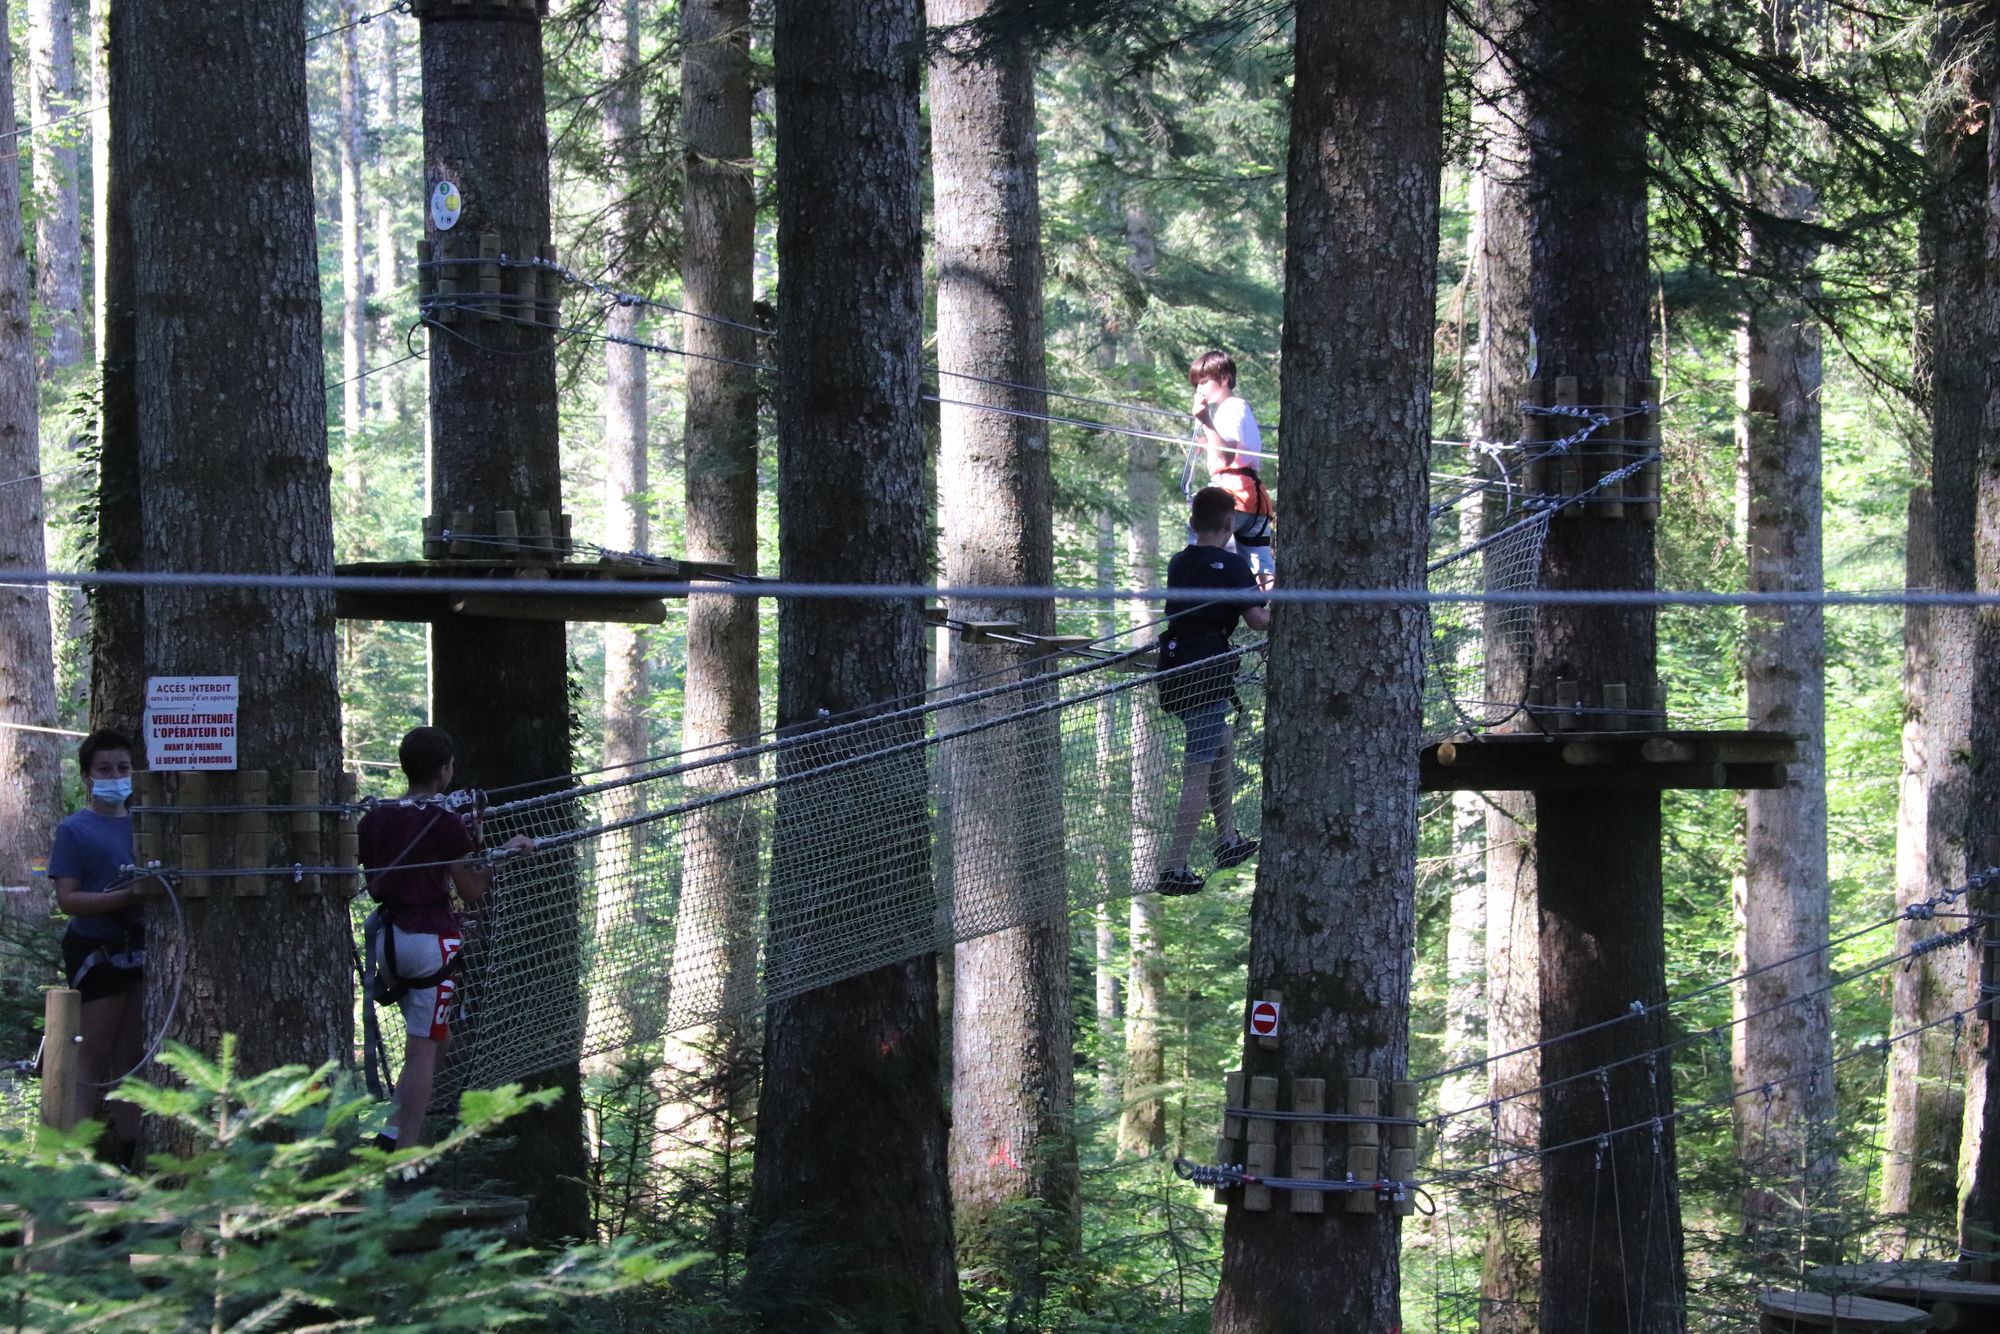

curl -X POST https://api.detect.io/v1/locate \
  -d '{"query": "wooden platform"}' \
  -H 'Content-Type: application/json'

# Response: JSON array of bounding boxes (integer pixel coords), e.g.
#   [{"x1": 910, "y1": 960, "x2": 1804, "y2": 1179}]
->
[
  {"x1": 1758, "y1": 1287, "x2": 1932, "y2": 1331},
  {"x1": 1811, "y1": 1262, "x2": 2000, "y2": 1331},
  {"x1": 1420, "y1": 729, "x2": 1796, "y2": 793},
  {"x1": 333, "y1": 557, "x2": 736, "y2": 625}
]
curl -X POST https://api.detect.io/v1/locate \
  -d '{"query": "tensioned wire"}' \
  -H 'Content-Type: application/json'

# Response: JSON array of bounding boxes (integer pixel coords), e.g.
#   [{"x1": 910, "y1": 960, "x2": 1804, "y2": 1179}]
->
[{"x1": 4, "y1": 566, "x2": 1988, "y2": 608}]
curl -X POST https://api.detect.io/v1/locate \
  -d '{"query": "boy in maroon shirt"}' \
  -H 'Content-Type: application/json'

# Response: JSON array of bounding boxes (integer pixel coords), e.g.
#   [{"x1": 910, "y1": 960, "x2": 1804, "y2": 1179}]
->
[{"x1": 359, "y1": 726, "x2": 532, "y2": 1151}]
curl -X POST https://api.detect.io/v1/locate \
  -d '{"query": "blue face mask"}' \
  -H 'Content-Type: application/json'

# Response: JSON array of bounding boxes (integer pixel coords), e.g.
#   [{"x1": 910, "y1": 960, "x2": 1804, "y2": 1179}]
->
[{"x1": 91, "y1": 777, "x2": 133, "y2": 806}]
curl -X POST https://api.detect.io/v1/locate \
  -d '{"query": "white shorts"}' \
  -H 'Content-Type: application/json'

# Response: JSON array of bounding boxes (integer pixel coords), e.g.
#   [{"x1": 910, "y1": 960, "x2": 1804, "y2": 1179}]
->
[{"x1": 391, "y1": 928, "x2": 462, "y2": 1041}]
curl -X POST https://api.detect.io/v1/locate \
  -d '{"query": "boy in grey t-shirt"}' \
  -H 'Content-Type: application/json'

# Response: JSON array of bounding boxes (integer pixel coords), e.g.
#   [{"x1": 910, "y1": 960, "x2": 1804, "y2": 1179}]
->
[{"x1": 48, "y1": 729, "x2": 143, "y2": 1161}]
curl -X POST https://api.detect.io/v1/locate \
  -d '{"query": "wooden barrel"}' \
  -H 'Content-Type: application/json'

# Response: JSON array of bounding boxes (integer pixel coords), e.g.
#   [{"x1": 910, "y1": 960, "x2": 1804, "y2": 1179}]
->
[{"x1": 1757, "y1": 1288, "x2": 1933, "y2": 1332}]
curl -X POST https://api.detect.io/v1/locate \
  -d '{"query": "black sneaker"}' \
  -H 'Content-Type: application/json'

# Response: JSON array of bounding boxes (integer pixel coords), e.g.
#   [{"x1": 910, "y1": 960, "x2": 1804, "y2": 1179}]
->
[
  {"x1": 1156, "y1": 866, "x2": 1205, "y2": 896},
  {"x1": 1214, "y1": 835, "x2": 1259, "y2": 869}
]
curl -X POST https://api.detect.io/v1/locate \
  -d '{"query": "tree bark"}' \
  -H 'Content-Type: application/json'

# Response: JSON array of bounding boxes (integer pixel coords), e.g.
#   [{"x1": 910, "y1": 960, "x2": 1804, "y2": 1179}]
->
[
  {"x1": 1119, "y1": 432, "x2": 1168, "y2": 1157},
  {"x1": 930, "y1": 0, "x2": 1076, "y2": 1270},
  {"x1": 89, "y1": 0, "x2": 107, "y2": 365},
  {"x1": 338, "y1": 0, "x2": 367, "y2": 433},
  {"x1": 747, "y1": 1, "x2": 960, "y2": 1326},
  {"x1": 91, "y1": 0, "x2": 140, "y2": 738},
  {"x1": 667, "y1": 0, "x2": 760, "y2": 1118},
  {"x1": 1732, "y1": 7, "x2": 1832, "y2": 1233},
  {"x1": 372, "y1": 13, "x2": 402, "y2": 422},
  {"x1": 114, "y1": 0, "x2": 350, "y2": 1084},
  {"x1": 0, "y1": 0, "x2": 60, "y2": 941},
  {"x1": 590, "y1": 0, "x2": 650, "y2": 1068},
  {"x1": 1521, "y1": 1, "x2": 1685, "y2": 1327},
  {"x1": 28, "y1": 0, "x2": 82, "y2": 378},
  {"x1": 1208, "y1": 2, "x2": 1442, "y2": 1326},
  {"x1": 1884, "y1": 5, "x2": 1981, "y2": 1250},
  {"x1": 418, "y1": 1, "x2": 590, "y2": 1241},
  {"x1": 1957, "y1": 16, "x2": 2000, "y2": 1262},
  {"x1": 1471, "y1": 3, "x2": 1541, "y2": 1323},
  {"x1": 1092, "y1": 509, "x2": 1122, "y2": 1112}
]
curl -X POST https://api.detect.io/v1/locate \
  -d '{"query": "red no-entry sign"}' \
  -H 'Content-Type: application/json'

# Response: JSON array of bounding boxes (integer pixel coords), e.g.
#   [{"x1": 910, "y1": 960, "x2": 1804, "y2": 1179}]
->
[{"x1": 1248, "y1": 999, "x2": 1281, "y2": 1038}]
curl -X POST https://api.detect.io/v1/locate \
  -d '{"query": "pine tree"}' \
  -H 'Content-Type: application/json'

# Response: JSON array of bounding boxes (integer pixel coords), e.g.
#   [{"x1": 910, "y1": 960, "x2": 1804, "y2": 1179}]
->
[
  {"x1": 931, "y1": 0, "x2": 1078, "y2": 1277},
  {"x1": 0, "y1": 0, "x2": 60, "y2": 945},
  {"x1": 1520, "y1": 0, "x2": 1685, "y2": 1324},
  {"x1": 114, "y1": 0, "x2": 350, "y2": 1083},
  {"x1": 417, "y1": 0, "x2": 590, "y2": 1241},
  {"x1": 1210, "y1": 0, "x2": 1444, "y2": 1324},
  {"x1": 747, "y1": 0, "x2": 961, "y2": 1325}
]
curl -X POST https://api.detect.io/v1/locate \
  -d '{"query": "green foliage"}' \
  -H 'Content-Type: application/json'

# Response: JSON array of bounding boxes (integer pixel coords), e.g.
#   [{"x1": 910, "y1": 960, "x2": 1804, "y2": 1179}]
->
[{"x1": 0, "y1": 1040, "x2": 690, "y2": 1332}]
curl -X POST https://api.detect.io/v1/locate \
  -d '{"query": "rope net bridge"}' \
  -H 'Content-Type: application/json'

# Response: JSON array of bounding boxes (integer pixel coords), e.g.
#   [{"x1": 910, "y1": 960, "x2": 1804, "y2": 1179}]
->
[{"x1": 344, "y1": 412, "x2": 1634, "y2": 1097}]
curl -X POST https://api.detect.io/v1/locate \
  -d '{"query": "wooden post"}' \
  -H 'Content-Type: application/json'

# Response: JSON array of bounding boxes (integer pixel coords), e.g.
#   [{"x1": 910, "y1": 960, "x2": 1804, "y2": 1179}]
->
[
  {"x1": 1290, "y1": 1077, "x2": 1326, "y2": 1215},
  {"x1": 1388, "y1": 1081, "x2": 1419, "y2": 1217},
  {"x1": 1602, "y1": 683, "x2": 1628, "y2": 732},
  {"x1": 1518, "y1": 379, "x2": 1545, "y2": 498},
  {"x1": 448, "y1": 509, "x2": 474, "y2": 557},
  {"x1": 538, "y1": 242, "x2": 561, "y2": 327},
  {"x1": 528, "y1": 508, "x2": 555, "y2": 558},
  {"x1": 1345, "y1": 1076, "x2": 1380, "y2": 1214},
  {"x1": 432, "y1": 237, "x2": 458, "y2": 325},
  {"x1": 178, "y1": 771, "x2": 209, "y2": 898},
  {"x1": 39, "y1": 988, "x2": 81, "y2": 1135},
  {"x1": 132, "y1": 771, "x2": 163, "y2": 869},
  {"x1": 290, "y1": 770, "x2": 322, "y2": 894},
  {"x1": 1244, "y1": 1075, "x2": 1278, "y2": 1212},
  {"x1": 1599, "y1": 375, "x2": 1627, "y2": 520},
  {"x1": 236, "y1": 770, "x2": 270, "y2": 896},
  {"x1": 423, "y1": 513, "x2": 446, "y2": 561},
  {"x1": 1555, "y1": 376, "x2": 1582, "y2": 515},
  {"x1": 336, "y1": 771, "x2": 362, "y2": 898},
  {"x1": 494, "y1": 509, "x2": 520, "y2": 559},
  {"x1": 1217, "y1": 1069, "x2": 1246, "y2": 1204},
  {"x1": 1635, "y1": 377, "x2": 1662, "y2": 522},
  {"x1": 511, "y1": 233, "x2": 538, "y2": 326},
  {"x1": 478, "y1": 231, "x2": 501, "y2": 320},
  {"x1": 1554, "y1": 677, "x2": 1580, "y2": 732}
]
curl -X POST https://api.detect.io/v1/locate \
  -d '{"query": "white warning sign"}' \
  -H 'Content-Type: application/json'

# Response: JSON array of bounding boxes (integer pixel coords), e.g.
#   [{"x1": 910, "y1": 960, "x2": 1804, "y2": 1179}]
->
[{"x1": 144, "y1": 676, "x2": 239, "y2": 771}]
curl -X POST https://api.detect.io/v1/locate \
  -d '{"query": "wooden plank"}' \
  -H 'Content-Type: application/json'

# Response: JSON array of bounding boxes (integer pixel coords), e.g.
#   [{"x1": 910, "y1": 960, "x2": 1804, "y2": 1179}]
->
[
  {"x1": 1555, "y1": 375, "x2": 1582, "y2": 516},
  {"x1": 921, "y1": 606, "x2": 950, "y2": 627},
  {"x1": 1635, "y1": 377, "x2": 1662, "y2": 521},
  {"x1": 1022, "y1": 634, "x2": 1094, "y2": 651},
  {"x1": 1217, "y1": 1069, "x2": 1245, "y2": 1205},
  {"x1": 449, "y1": 594, "x2": 668, "y2": 625},
  {"x1": 959, "y1": 620, "x2": 1023, "y2": 643},
  {"x1": 1599, "y1": 375, "x2": 1627, "y2": 519},
  {"x1": 1244, "y1": 1076, "x2": 1278, "y2": 1212},
  {"x1": 1640, "y1": 737, "x2": 1698, "y2": 764},
  {"x1": 1755, "y1": 1288, "x2": 1929, "y2": 1330},
  {"x1": 236, "y1": 770, "x2": 270, "y2": 897},
  {"x1": 1421, "y1": 759, "x2": 1780, "y2": 793},
  {"x1": 1290, "y1": 1078, "x2": 1325, "y2": 1215}
]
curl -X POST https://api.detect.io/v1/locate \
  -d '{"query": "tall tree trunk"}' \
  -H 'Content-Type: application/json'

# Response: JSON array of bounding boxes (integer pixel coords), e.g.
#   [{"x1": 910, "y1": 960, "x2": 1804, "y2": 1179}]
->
[
  {"x1": 418, "y1": 0, "x2": 590, "y2": 1242},
  {"x1": 0, "y1": 0, "x2": 60, "y2": 943},
  {"x1": 1119, "y1": 432, "x2": 1167, "y2": 1157},
  {"x1": 1732, "y1": 6, "x2": 1832, "y2": 1235},
  {"x1": 338, "y1": 0, "x2": 366, "y2": 433},
  {"x1": 90, "y1": 0, "x2": 141, "y2": 737},
  {"x1": 1884, "y1": 5, "x2": 1982, "y2": 1249},
  {"x1": 747, "y1": 1, "x2": 961, "y2": 1326},
  {"x1": 115, "y1": 0, "x2": 349, "y2": 1083},
  {"x1": 1957, "y1": 18, "x2": 2000, "y2": 1261},
  {"x1": 1521, "y1": 2, "x2": 1686, "y2": 1328},
  {"x1": 1092, "y1": 509, "x2": 1122, "y2": 1112},
  {"x1": 89, "y1": 0, "x2": 107, "y2": 365},
  {"x1": 372, "y1": 13, "x2": 402, "y2": 423},
  {"x1": 1209, "y1": 1, "x2": 1442, "y2": 1325},
  {"x1": 1472, "y1": 5, "x2": 1541, "y2": 1325},
  {"x1": 592, "y1": 0, "x2": 650, "y2": 1066},
  {"x1": 667, "y1": 0, "x2": 760, "y2": 1120},
  {"x1": 28, "y1": 0, "x2": 82, "y2": 378},
  {"x1": 931, "y1": 0, "x2": 1077, "y2": 1272}
]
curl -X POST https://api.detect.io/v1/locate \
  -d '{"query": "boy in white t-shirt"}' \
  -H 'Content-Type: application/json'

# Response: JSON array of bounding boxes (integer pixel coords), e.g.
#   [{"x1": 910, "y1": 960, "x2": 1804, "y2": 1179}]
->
[{"x1": 1188, "y1": 350, "x2": 1275, "y2": 587}]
